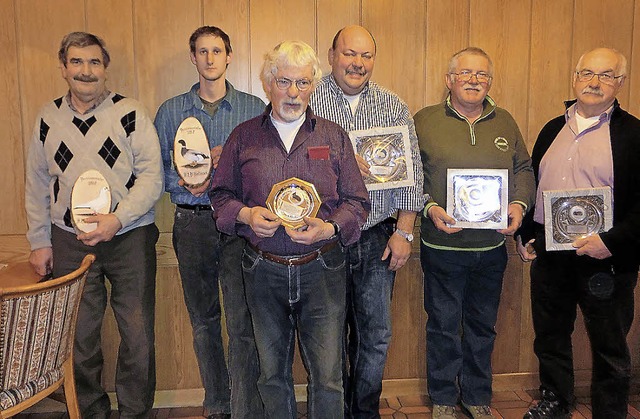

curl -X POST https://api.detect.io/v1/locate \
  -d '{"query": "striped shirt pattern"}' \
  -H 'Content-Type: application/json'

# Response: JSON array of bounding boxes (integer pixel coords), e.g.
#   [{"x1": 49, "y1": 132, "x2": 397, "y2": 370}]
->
[{"x1": 310, "y1": 75, "x2": 425, "y2": 229}]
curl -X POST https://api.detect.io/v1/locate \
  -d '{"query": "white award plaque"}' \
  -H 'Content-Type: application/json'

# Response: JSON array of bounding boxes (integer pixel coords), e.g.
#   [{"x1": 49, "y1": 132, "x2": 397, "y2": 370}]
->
[
  {"x1": 446, "y1": 169, "x2": 508, "y2": 229},
  {"x1": 543, "y1": 187, "x2": 613, "y2": 251},
  {"x1": 174, "y1": 117, "x2": 212, "y2": 187},
  {"x1": 71, "y1": 169, "x2": 112, "y2": 233},
  {"x1": 348, "y1": 125, "x2": 414, "y2": 191}
]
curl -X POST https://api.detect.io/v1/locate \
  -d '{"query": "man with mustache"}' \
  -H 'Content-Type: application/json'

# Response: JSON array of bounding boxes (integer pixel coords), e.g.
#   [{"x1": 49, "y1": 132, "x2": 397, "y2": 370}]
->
[
  {"x1": 25, "y1": 32, "x2": 163, "y2": 418},
  {"x1": 414, "y1": 47, "x2": 534, "y2": 419},
  {"x1": 154, "y1": 26, "x2": 265, "y2": 419},
  {"x1": 210, "y1": 40, "x2": 370, "y2": 418},
  {"x1": 517, "y1": 48, "x2": 640, "y2": 419},
  {"x1": 309, "y1": 25, "x2": 425, "y2": 418}
]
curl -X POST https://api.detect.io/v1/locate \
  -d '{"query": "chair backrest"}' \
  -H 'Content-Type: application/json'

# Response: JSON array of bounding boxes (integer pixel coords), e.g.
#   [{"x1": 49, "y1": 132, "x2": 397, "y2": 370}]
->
[{"x1": 0, "y1": 254, "x2": 95, "y2": 408}]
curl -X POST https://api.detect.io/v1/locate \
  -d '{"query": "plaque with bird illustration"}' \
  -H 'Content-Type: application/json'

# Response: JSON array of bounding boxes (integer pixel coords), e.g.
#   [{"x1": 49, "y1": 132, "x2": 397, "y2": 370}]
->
[
  {"x1": 71, "y1": 169, "x2": 112, "y2": 233},
  {"x1": 266, "y1": 177, "x2": 322, "y2": 229},
  {"x1": 174, "y1": 117, "x2": 212, "y2": 187}
]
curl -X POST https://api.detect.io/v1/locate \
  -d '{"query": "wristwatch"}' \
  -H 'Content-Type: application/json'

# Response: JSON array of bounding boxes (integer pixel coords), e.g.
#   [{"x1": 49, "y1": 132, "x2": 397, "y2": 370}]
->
[
  {"x1": 326, "y1": 220, "x2": 340, "y2": 237},
  {"x1": 394, "y1": 228, "x2": 414, "y2": 242}
]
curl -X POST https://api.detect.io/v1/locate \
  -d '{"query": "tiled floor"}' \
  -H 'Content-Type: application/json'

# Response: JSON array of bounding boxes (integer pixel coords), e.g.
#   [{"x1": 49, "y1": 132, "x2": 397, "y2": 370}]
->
[{"x1": 12, "y1": 387, "x2": 640, "y2": 418}]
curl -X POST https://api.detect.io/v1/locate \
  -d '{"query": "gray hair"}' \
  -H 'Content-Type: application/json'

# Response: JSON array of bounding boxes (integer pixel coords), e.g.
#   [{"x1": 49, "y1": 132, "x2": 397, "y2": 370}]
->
[
  {"x1": 58, "y1": 32, "x2": 110, "y2": 68},
  {"x1": 575, "y1": 47, "x2": 627, "y2": 77},
  {"x1": 260, "y1": 40, "x2": 322, "y2": 92},
  {"x1": 447, "y1": 47, "x2": 493, "y2": 75}
]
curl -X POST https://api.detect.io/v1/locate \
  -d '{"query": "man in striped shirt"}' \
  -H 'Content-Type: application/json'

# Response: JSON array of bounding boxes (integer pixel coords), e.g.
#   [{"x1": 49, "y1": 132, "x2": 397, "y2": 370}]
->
[{"x1": 310, "y1": 25, "x2": 425, "y2": 418}]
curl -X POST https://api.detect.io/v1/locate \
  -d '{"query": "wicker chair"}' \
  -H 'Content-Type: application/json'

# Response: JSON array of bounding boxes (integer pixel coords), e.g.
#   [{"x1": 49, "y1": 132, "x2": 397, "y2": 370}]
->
[{"x1": 0, "y1": 254, "x2": 95, "y2": 418}]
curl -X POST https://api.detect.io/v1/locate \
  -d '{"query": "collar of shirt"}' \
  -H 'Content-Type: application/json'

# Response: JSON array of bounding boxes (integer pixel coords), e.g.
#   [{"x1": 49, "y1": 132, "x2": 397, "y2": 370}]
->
[
  {"x1": 65, "y1": 89, "x2": 111, "y2": 114},
  {"x1": 260, "y1": 103, "x2": 318, "y2": 132},
  {"x1": 564, "y1": 101, "x2": 614, "y2": 135},
  {"x1": 182, "y1": 80, "x2": 237, "y2": 114}
]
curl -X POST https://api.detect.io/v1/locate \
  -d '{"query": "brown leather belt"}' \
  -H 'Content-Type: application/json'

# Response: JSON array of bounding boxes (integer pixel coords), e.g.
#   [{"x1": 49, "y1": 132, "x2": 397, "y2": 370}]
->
[{"x1": 248, "y1": 241, "x2": 338, "y2": 266}]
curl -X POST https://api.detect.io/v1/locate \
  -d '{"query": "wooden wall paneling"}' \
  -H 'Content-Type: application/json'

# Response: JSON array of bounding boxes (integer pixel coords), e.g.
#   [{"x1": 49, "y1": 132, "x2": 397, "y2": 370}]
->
[
  {"x1": 362, "y1": 0, "x2": 426, "y2": 114},
  {"x1": 384, "y1": 241, "x2": 426, "y2": 379},
  {"x1": 519, "y1": 256, "x2": 536, "y2": 372},
  {"x1": 16, "y1": 0, "x2": 85, "y2": 156},
  {"x1": 572, "y1": 0, "x2": 634, "y2": 110},
  {"x1": 248, "y1": 0, "x2": 317, "y2": 104},
  {"x1": 469, "y1": 0, "x2": 532, "y2": 135},
  {"x1": 0, "y1": 0, "x2": 27, "y2": 235},
  {"x1": 205, "y1": 0, "x2": 255, "y2": 93},
  {"x1": 630, "y1": 0, "x2": 640, "y2": 117},
  {"x1": 527, "y1": 0, "x2": 574, "y2": 151},
  {"x1": 315, "y1": 0, "x2": 361, "y2": 77},
  {"x1": 424, "y1": 0, "x2": 470, "y2": 107},
  {"x1": 86, "y1": 0, "x2": 136, "y2": 98},
  {"x1": 492, "y1": 240, "x2": 525, "y2": 373},
  {"x1": 134, "y1": 0, "x2": 201, "y2": 233}
]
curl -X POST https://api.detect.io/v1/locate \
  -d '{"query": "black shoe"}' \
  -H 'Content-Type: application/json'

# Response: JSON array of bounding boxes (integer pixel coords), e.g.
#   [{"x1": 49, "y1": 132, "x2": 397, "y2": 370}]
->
[
  {"x1": 207, "y1": 414, "x2": 231, "y2": 419},
  {"x1": 523, "y1": 389, "x2": 571, "y2": 418}
]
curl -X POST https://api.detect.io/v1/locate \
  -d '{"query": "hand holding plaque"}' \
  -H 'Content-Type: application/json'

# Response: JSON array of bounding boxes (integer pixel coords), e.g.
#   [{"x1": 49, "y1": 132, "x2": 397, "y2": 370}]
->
[
  {"x1": 266, "y1": 177, "x2": 322, "y2": 229},
  {"x1": 71, "y1": 169, "x2": 112, "y2": 233},
  {"x1": 543, "y1": 187, "x2": 612, "y2": 251},
  {"x1": 446, "y1": 169, "x2": 508, "y2": 229},
  {"x1": 349, "y1": 125, "x2": 414, "y2": 191}
]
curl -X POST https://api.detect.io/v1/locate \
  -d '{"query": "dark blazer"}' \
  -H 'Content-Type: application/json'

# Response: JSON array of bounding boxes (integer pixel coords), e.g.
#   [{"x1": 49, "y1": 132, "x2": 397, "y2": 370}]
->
[{"x1": 518, "y1": 99, "x2": 640, "y2": 272}]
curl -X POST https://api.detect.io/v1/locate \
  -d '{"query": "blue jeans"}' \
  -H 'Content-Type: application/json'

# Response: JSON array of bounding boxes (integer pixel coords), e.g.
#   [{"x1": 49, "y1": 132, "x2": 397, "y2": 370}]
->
[
  {"x1": 173, "y1": 207, "x2": 230, "y2": 415},
  {"x1": 52, "y1": 224, "x2": 158, "y2": 419},
  {"x1": 421, "y1": 244, "x2": 507, "y2": 406},
  {"x1": 344, "y1": 223, "x2": 396, "y2": 418},
  {"x1": 242, "y1": 244, "x2": 347, "y2": 419},
  {"x1": 218, "y1": 234, "x2": 265, "y2": 418}
]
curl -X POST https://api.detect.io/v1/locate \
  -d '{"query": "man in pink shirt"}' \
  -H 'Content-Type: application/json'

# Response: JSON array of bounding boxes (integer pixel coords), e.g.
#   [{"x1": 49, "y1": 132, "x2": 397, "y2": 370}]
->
[{"x1": 517, "y1": 48, "x2": 640, "y2": 419}]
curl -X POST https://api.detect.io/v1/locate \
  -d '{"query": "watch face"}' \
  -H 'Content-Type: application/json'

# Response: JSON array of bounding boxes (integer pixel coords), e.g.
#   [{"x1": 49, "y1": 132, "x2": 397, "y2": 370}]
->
[{"x1": 407, "y1": 233, "x2": 414, "y2": 242}]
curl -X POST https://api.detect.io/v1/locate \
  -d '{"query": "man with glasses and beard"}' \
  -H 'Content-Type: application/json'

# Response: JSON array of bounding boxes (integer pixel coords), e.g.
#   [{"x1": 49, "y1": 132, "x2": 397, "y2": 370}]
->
[
  {"x1": 517, "y1": 47, "x2": 640, "y2": 419},
  {"x1": 210, "y1": 40, "x2": 369, "y2": 418}
]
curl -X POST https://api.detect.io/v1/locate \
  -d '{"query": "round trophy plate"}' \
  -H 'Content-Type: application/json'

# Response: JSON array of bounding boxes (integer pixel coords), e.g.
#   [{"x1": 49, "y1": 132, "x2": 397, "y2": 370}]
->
[
  {"x1": 174, "y1": 117, "x2": 212, "y2": 187},
  {"x1": 454, "y1": 177, "x2": 502, "y2": 222},
  {"x1": 360, "y1": 138, "x2": 405, "y2": 182},
  {"x1": 266, "y1": 177, "x2": 322, "y2": 229},
  {"x1": 71, "y1": 169, "x2": 111, "y2": 233},
  {"x1": 552, "y1": 196, "x2": 605, "y2": 243}
]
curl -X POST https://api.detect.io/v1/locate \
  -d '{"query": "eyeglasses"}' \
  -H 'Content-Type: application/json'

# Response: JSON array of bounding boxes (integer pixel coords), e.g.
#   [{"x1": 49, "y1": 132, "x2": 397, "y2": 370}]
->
[
  {"x1": 576, "y1": 70, "x2": 624, "y2": 86},
  {"x1": 449, "y1": 71, "x2": 492, "y2": 84},
  {"x1": 274, "y1": 77, "x2": 313, "y2": 91}
]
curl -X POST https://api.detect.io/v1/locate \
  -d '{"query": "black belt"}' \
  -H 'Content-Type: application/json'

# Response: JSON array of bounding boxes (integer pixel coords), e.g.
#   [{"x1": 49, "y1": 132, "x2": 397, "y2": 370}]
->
[
  {"x1": 176, "y1": 203, "x2": 212, "y2": 211},
  {"x1": 248, "y1": 241, "x2": 338, "y2": 266}
]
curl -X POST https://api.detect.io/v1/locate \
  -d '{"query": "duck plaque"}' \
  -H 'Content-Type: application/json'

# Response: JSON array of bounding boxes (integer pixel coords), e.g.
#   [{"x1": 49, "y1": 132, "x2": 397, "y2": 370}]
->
[{"x1": 174, "y1": 117, "x2": 212, "y2": 187}]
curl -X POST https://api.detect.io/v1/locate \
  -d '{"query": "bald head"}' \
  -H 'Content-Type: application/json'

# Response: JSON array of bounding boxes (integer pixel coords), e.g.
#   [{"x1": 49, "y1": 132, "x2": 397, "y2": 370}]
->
[
  {"x1": 328, "y1": 25, "x2": 377, "y2": 95},
  {"x1": 576, "y1": 47, "x2": 627, "y2": 77}
]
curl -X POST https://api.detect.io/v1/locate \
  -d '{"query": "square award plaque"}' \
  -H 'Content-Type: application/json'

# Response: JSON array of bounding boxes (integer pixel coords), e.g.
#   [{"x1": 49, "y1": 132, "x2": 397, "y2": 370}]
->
[
  {"x1": 446, "y1": 169, "x2": 509, "y2": 229},
  {"x1": 543, "y1": 187, "x2": 613, "y2": 251},
  {"x1": 348, "y1": 125, "x2": 414, "y2": 191}
]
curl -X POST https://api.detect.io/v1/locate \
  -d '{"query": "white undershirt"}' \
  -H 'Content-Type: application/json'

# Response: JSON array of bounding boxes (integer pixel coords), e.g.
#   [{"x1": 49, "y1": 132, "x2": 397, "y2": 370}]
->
[
  {"x1": 344, "y1": 93, "x2": 361, "y2": 115},
  {"x1": 270, "y1": 113, "x2": 305, "y2": 153},
  {"x1": 575, "y1": 112, "x2": 601, "y2": 134}
]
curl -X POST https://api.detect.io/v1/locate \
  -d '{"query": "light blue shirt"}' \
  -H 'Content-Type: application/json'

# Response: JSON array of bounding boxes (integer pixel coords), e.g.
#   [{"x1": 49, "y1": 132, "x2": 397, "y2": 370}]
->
[{"x1": 154, "y1": 81, "x2": 265, "y2": 205}]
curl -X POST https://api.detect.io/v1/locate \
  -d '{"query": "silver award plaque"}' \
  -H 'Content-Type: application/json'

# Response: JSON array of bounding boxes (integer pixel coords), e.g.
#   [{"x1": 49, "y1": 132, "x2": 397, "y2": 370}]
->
[
  {"x1": 446, "y1": 169, "x2": 509, "y2": 229},
  {"x1": 266, "y1": 177, "x2": 322, "y2": 229},
  {"x1": 543, "y1": 187, "x2": 613, "y2": 251},
  {"x1": 349, "y1": 125, "x2": 414, "y2": 191}
]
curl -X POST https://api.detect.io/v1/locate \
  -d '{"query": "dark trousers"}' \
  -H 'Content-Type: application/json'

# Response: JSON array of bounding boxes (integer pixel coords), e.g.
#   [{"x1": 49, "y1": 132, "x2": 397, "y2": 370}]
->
[
  {"x1": 530, "y1": 233, "x2": 637, "y2": 419},
  {"x1": 52, "y1": 224, "x2": 158, "y2": 419}
]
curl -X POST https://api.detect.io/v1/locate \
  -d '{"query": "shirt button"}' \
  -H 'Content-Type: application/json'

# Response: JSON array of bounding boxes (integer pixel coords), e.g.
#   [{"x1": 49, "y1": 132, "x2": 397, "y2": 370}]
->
[
  {"x1": 562, "y1": 177, "x2": 566, "y2": 181},
  {"x1": 568, "y1": 157, "x2": 572, "y2": 161}
]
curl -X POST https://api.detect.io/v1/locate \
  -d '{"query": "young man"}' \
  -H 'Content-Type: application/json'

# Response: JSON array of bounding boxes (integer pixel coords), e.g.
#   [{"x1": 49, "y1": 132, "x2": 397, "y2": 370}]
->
[{"x1": 154, "y1": 26, "x2": 265, "y2": 419}]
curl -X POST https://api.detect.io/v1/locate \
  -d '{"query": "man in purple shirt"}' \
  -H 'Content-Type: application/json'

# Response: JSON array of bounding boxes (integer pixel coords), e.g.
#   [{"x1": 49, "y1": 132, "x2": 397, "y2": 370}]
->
[
  {"x1": 210, "y1": 40, "x2": 370, "y2": 418},
  {"x1": 517, "y1": 48, "x2": 640, "y2": 419}
]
